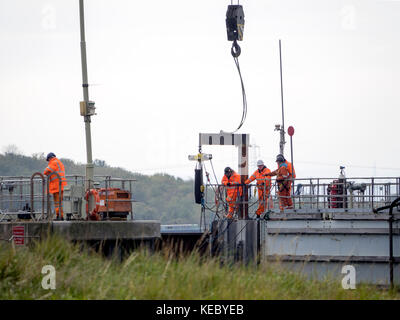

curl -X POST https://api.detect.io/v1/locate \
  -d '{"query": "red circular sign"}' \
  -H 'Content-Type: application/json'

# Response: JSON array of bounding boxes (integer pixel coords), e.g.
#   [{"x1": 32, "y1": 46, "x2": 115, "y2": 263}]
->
[{"x1": 288, "y1": 126, "x2": 295, "y2": 136}]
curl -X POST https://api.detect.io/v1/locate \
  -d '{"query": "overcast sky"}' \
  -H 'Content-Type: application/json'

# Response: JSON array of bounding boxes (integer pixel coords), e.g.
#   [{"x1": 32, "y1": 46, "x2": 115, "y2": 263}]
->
[{"x1": 1, "y1": 0, "x2": 400, "y2": 182}]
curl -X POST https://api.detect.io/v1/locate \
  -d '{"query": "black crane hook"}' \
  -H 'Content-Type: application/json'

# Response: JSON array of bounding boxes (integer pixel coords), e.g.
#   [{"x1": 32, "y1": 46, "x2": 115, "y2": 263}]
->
[
  {"x1": 231, "y1": 40, "x2": 241, "y2": 58},
  {"x1": 226, "y1": 4, "x2": 245, "y2": 58}
]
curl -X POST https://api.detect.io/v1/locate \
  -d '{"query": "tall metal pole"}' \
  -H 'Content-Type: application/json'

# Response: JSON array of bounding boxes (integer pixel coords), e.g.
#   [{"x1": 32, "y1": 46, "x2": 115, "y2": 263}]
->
[
  {"x1": 238, "y1": 134, "x2": 249, "y2": 219},
  {"x1": 79, "y1": 0, "x2": 94, "y2": 193},
  {"x1": 290, "y1": 136, "x2": 294, "y2": 177},
  {"x1": 279, "y1": 39, "x2": 286, "y2": 156},
  {"x1": 290, "y1": 134, "x2": 295, "y2": 206}
]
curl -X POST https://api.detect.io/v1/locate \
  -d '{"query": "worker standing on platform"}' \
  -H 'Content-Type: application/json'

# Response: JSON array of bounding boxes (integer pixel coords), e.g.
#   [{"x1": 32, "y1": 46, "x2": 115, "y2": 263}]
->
[
  {"x1": 277, "y1": 153, "x2": 296, "y2": 192},
  {"x1": 43, "y1": 152, "x2": 67, "y2": 220},
  {"x1": 244, "y1": 160, "x2": 271, "y2": 216},
  {"x1": 221, "y1": 167, "x2": 242, "y2": 219},
  {"x1": 265, "y1": 155, "x2": 293, "y2": 211}
]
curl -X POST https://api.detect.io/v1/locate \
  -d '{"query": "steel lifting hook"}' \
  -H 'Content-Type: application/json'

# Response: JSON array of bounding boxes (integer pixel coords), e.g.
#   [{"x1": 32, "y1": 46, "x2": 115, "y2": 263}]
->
[{"x1": 231, "y1": 40, "x2": 241, "y2": 58}]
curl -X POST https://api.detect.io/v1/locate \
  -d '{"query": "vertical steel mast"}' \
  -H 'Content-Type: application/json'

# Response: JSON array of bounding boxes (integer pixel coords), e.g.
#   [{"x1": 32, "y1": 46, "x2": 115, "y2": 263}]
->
[
  {"x1": 79, "y1": 0, "x2": 94, "y2": 196},
  {"x1": 278, "y1": 39, "x2": 286, "y2": 156}
]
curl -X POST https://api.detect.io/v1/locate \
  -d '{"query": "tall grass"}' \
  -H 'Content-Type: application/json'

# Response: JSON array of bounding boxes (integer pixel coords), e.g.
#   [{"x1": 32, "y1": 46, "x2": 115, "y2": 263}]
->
[{"x1": 0, "y1": 236, "x2": 398, "y2": 300}]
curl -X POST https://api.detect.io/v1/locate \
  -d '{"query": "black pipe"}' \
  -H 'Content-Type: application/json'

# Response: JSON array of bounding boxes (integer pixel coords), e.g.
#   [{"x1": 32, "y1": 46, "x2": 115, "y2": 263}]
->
[
  {"x1": 390, "y1": 205, "x2": 394, "y2": 288},
  {"x1": 374, "y1": 196, "x2": 400, "y2": 289},
  {"x1": 256, "y1": 218, "x2": 260, "y2": 266}
]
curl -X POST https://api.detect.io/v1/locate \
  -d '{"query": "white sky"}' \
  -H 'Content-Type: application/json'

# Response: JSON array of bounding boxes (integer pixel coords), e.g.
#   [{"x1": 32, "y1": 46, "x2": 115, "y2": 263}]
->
[{"x1": 1, "y1": 0, "x2": 400, "y2": 182}]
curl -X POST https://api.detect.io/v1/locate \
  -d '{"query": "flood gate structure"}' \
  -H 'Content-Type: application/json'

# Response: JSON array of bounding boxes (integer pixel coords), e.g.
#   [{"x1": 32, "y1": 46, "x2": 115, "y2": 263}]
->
[{"x1": 209, "y1": 176, "x2": 400, "y2": 286}]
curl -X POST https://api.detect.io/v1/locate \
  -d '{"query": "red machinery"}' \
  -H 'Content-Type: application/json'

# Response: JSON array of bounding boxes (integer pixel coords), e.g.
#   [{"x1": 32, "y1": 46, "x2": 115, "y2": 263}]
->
[
  {"x1": 98, "y1": 188, "x2": 132, "y2": 219},
  {"x1": 327, "y1": 167, "x2": 348, "y2": 208},
  {"x1": 86, "y1": 188, "x2": 132, "y2": 220}
]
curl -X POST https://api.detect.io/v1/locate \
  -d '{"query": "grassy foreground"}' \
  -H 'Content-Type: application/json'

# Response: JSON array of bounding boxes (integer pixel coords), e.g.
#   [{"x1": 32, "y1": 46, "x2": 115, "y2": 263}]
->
[{"x1": 0, "y1": 236, "x2": 398, "y2": 300}]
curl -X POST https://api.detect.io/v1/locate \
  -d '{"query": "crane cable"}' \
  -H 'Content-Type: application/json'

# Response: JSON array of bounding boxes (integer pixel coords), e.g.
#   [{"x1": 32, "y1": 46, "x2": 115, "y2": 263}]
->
[{"x1": 230, "y1": 51, "x2": 247, "y2": 133}]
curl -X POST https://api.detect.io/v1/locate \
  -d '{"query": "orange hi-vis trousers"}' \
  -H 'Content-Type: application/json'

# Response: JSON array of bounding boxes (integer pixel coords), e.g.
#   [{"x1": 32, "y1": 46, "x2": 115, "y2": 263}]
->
[
  {"x1": 226, "y1": 193, "x2": 239, "y2": 218},
  {"x1": 278, "y1": 189, "x2": 293, "y2": 210},
  {"x1": 53, "y1": 190, "x2": 64, "y2": 219},
  {"x1": 256, "y1": 188, "x2": 271, "y2": 216}
]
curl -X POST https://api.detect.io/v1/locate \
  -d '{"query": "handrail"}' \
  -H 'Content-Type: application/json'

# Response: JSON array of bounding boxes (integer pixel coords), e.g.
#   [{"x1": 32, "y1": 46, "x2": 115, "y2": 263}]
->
[{"x1": 30, "y1": 172, "x2": 45, "y2": 219}]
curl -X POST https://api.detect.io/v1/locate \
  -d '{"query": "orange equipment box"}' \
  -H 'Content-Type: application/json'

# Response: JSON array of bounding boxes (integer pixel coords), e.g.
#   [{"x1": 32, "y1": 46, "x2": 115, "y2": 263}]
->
[{"x1": 97, "y1": 188, "x2": 132, "y2": 214}]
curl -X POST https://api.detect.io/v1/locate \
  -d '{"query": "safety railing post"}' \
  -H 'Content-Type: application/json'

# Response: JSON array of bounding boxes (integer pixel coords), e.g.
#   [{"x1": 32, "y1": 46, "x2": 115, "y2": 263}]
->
[
  {"x1": 292, "y1": 178, "x2": 295, "y2": 209},
  {"x1": 106, "y1": 176, "x2": 110, "y2": 220},
  {"x1": 19, "y1": 176, "x2": 23, "y2": 211},
  {"x1": 129, "y1": 180, "x2": 133, "y2": 220},
  {"x1": 30, "y1": 172, "x2": 45, "y2": 220},
  {"x1": 0, "y1": 179, "x2": 2, "y2": 214},
  {"x1": 397, "y1": 178, "x2": 400, "y2": 197},
  {"x1": 372, "y1": 178, "x2": 375, "y2": 209},
  {"x1": 317, "y1": 179, "x2": 320, "y2": 210}
]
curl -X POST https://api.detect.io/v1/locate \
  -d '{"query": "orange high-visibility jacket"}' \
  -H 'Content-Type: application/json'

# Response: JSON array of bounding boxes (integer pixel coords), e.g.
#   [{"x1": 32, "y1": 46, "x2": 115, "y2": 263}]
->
[
  {"x1": 269, "y1": 163, "x2": 290, "y2": 180},
  {"x1": 269, "y1": 163, "x2": 291, "y2": 191},
  {"x1": 245, "y1": 166, "x2": 271, "y2": 190},
  {"x1": 43, "y1": 157, "x2": 67, "y2": 194},
  {"x1": 222, "y1": 171, "x2": 243, "y2": 197},
  {"x1": 277, "y1": 160, "x2": 296, "y2": 179}
]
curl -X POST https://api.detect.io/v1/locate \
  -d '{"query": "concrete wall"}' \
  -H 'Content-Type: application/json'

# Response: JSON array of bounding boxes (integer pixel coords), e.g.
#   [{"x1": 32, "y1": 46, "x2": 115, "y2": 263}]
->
[
  {"x1": 210, "y1": 215, "x2": 400, "y2": 285},
  {"x1": 0, "y1": 220, "x2": 161, "y2": 244},
  {"x1": 261, "y1": 218, "x2": 400, "y2": 285}
]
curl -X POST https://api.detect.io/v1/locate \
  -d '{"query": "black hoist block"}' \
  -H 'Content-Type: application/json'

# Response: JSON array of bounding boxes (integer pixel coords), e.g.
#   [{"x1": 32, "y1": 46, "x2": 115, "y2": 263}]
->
[
  {"x1": 194, "y1": 168, "x2": 204, "y2": 204},
  {"x1": 226, "y1": 5, "x2": 245, "y2": 41}
]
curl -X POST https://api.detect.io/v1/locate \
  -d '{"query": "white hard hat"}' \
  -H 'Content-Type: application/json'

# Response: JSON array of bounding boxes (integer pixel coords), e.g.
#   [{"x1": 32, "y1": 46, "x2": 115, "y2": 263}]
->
[{"x1": 257, "y1": 160, "x2": 264, "y2": 166}]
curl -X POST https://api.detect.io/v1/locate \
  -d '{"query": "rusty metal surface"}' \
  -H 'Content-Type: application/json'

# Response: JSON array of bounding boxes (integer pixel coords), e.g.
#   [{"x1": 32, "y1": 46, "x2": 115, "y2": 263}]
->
[{"x1": 98, "y1": 188, "x2": 132, "y2": 214}]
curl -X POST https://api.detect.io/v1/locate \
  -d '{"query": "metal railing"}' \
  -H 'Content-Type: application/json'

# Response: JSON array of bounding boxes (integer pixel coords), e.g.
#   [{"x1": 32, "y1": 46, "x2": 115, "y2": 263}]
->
[
  {"x1": 291, "y1": 177, "x2": 400, "y2": 212},
  {"x1": 203, "y1": 176, "x2": 400, "y2": 219},
  {"x1": 0, "y1": 174, "x2": 136, "y2": 222}
]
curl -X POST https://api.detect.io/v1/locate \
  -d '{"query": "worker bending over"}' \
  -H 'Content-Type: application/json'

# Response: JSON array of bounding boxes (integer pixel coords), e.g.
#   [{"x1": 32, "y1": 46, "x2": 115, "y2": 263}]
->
[
  {"x1": 265, "y1": 154, "x2": 293, "y2": 211},
  {"x1": 244, "y1": 160, "x2": 271, "y2": 216},
  {"x1": 221, "y1": 167, "x2": 242, "y2": 219},
  {"x1": 43, "y1": 152, "x2": 67, "y2": 220}
]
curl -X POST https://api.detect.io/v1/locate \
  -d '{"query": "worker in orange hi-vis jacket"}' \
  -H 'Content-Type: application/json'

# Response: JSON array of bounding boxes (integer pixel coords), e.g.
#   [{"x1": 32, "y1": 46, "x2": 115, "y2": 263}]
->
[
  {"x1": 43, "y1": 152, "x2": 67, "y2": 220},
  {"x1": 244, "y1": 160, "x2": 272, "y2": 216},
  {"x1": 221, "y1": 167, "x2": 242, "y2": 219},
  {"x1": 265, "y1": 154, "x2": 293, "y2": 211},
  {"x1": 276, "y1": 153, "x2": 296, "y2": 194}
]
